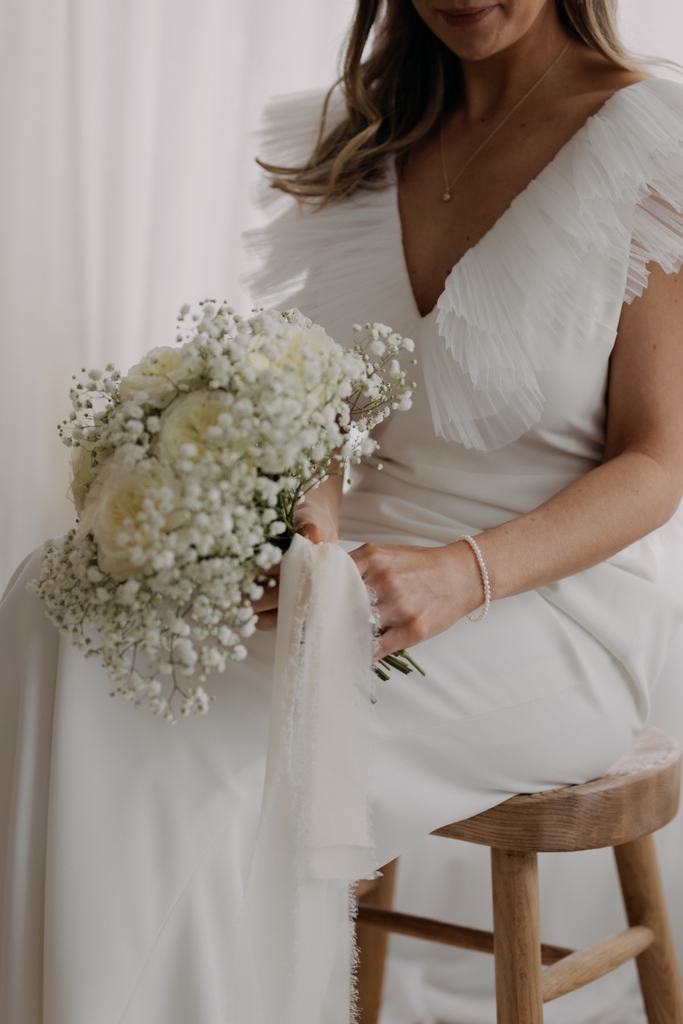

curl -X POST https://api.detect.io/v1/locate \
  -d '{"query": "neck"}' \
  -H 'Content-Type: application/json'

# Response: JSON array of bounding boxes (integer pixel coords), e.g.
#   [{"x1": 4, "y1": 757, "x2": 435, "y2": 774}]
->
[{"x1": 458, "y1": 10, "x2": 571, "y2": 124}]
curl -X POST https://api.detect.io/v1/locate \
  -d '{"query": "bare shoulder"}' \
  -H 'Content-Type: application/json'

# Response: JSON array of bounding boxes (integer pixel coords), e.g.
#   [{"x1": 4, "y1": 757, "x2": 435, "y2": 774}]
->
[
  {"x1": 606, "y1": 261, "x2": 683, "y2": 472},
  {"x1": 556, "y1": 45, "x2": 650, "y2": 117}
]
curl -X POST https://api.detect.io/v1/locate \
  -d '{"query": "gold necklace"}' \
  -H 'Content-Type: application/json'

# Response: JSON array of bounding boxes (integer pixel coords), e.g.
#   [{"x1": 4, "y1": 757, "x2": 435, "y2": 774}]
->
[{"x1": 439, "y1": 40, "x2": 571, "y2": 202}]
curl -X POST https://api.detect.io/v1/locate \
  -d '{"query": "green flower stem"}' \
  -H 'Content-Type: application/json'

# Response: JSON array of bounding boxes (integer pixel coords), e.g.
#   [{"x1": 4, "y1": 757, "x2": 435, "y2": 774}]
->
[
  {"x1": 375, "y1": 648, "x2": 426, "y2": 679},
  {"x1": 395, "y1": 648, "x2": 427, "y2": 676}
]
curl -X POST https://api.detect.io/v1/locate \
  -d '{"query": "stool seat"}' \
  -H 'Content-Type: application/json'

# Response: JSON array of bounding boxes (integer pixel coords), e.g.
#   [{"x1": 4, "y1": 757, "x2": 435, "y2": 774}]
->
[
  {"x1": 434, "y1": 726, "x2": 682, "y2": 852},
  {"x1": 355, "y1": 726, "x2": 683, "y2": 1024}
]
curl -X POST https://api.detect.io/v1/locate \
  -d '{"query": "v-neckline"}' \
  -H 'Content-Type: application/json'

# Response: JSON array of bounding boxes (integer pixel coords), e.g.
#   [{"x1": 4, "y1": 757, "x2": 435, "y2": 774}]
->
[{"x1": 395, "y1": 78, "x2": 653, "y2": 323}]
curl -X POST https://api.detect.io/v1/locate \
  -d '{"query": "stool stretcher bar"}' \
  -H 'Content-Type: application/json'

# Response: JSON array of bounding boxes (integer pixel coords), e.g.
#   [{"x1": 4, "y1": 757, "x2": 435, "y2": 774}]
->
[{"x1": 356, "y1": 904, "x2": 573, "y2": 966}]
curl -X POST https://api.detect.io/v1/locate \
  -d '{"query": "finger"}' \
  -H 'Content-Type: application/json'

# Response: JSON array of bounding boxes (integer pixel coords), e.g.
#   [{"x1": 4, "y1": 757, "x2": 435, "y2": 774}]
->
[
  {"x1": 297, "y1": 521, "x2": 326, "y2": 543},
  {"x1": 297, "y1": 519, "x2": 338, "y2": 545},
  {"x1": 373, "y1": 626, "x2": 411, "y2": 662},
  {"x1": 348, "y1": 544, "x2": 369, "y2": 571},
  {"x1": 251, "y1": 580, "x2": 279, "y2": 614},
  {"x1": 255, "y1": 609, "x2": 278, "y2": 631},
  {"x1": 348, "y1": 543, "x2": 377, "y2": 580}
]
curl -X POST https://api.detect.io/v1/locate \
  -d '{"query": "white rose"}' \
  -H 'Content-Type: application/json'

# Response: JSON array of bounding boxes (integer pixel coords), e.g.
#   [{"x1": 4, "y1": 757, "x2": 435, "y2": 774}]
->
[
  {"x1": 119, "y1": 344, "x2": 203, "y2": 408},
  {"x1": 253, "y1": 323, "x2": 339, "y2": 413},
  {"x1": 249, "y1": 322, "x2": 335, "y2": 372},
  {"x1": 156, "y1": 389, "x2": 237, "y2": 462},
  {"x1": 246, "y1": 350, "x2": 271, "y2": 370},
  {"x1": 82, "y1": 461, "x2": 182, "y2": 580}
]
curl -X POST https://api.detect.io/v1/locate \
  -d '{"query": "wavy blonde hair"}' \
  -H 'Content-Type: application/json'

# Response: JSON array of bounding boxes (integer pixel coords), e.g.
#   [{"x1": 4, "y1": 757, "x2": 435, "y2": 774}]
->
[{"x1": 260, "y1": 0, "x2": 638, "y2": 204}]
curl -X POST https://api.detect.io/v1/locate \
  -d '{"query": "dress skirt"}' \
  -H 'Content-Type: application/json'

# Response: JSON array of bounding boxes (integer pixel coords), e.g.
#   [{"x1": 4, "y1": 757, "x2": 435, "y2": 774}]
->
[{"x1": 0, "y1": 541, "x2": 659, "y2": 1024}]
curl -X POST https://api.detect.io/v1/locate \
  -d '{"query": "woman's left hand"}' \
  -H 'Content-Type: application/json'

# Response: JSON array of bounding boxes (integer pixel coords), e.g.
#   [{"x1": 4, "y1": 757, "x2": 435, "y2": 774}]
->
[
  {"x1": 349, "y1": 541, "x2": 483, "y2": 660},
  {"x1": 252, "y1": 474, "x2": 343, "y2": 631}
]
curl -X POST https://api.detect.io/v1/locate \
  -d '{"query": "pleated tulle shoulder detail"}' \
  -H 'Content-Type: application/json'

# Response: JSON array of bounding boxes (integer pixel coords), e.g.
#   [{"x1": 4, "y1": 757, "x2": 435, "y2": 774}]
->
[
  {"x1": 244, "y1": 91, "x2": 413, "y2": 350},
  {"x1": 431, "y1": 77, "x2": 683, "y2": 449}
]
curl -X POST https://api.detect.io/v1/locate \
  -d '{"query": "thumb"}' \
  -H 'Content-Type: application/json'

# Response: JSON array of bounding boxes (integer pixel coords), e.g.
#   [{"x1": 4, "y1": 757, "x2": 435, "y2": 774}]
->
[{"x1": 297, "y1": 520, "x2": 332, "y2": 544}]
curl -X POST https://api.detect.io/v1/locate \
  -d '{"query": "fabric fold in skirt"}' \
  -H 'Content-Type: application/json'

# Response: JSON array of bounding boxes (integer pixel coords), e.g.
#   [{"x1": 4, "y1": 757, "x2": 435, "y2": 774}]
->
[{"x1": 0, "y1": 540, "x2": 669, "y2": 1023}]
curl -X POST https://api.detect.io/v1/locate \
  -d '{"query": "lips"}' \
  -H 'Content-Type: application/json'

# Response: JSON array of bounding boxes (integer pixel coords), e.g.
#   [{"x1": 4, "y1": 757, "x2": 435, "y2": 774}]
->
[{"x1": 437, "y1": 5, "x2": 497, "y2": 27}]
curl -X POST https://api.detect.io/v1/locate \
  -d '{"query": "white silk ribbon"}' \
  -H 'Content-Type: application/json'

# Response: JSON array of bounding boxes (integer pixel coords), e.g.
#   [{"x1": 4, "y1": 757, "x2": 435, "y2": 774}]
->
[{"x1": 234, "y1": 534, "x2": 378, "y2": 1024}]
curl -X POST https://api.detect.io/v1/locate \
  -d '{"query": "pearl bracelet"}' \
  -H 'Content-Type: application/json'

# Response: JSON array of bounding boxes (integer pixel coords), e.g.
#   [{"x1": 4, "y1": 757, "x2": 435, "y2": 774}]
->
[{"x1": 456, "y1": 534, "x2": 491, "y2": 623}]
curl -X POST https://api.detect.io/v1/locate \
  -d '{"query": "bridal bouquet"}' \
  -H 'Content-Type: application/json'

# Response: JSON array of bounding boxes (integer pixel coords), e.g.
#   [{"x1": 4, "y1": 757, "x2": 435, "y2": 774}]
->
[{"x1": 29, "y1": 303, "x2": 416, "y2": 721}]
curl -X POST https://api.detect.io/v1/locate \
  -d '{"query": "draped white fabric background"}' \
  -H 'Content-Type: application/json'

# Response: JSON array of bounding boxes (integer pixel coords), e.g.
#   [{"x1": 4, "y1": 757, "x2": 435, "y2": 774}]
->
[
  {"x1": 1, "y1": 2, "x2": 682, "y2": 1021},
  {"x1": 0, "y1": 0, "x2": 356, "y2": 588}
]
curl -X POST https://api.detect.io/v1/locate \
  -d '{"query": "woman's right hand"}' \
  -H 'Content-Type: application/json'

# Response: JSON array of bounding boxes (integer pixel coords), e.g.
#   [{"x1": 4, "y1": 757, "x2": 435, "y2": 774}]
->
[{"x1": 252, "y1": 474, "x2": 342, "y2": 630}]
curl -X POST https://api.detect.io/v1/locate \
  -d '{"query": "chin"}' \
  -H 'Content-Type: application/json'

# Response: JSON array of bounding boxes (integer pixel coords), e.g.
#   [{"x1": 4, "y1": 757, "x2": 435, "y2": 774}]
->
[
  {"x1": 414, "y1": 3, "x2": 509, "y2": 58},
  {"x1": 446, "y1": 34, "x2": 509, "y2": 62},
  {"x1": 411, "y1": 0, "x2": 554, "y2": 62}
]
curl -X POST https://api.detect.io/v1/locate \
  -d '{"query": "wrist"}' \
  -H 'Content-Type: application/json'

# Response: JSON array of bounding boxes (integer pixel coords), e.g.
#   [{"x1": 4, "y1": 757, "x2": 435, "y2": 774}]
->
[{"x1": 446, "y1": 535, "x2": 491, "y2": 621}]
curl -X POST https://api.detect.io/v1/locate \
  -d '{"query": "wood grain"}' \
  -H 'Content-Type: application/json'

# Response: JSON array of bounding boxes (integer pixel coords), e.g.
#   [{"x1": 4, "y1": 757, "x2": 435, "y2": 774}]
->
[
  {"x1": 356, "y1": 903, "x2": 573, "y2": 964},
  {"x1": 615, "y1": 834, "x2": 683, "y2": 1023},
  {"x1": 434, "y1": 727, "x2": 681, "y2": 852},
  {"x1": 540, "y1": 925, "x2": 654, "y2": 1002},
  {"x1": 492, "y1": 848, "x2": 544, "y2": 1023}
]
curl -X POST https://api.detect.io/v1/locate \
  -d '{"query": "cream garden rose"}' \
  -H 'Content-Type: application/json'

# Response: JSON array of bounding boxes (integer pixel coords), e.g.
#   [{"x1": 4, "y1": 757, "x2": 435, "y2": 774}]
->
[
  {"x1": 156, "y1": 389, "x2": 238, "y2": 462},
  {"x1": 119, "y1": 343, "x2": 203, "y2": 408},
  {"x1": 83, "y1": 461, "x2": 182, "y2": 580},
  {"x1": 252, "y1": 321, "x2": 338, "y2": 389},
  {"x1": 248, "y1": 321, "x2": 334, "y2": 369}
]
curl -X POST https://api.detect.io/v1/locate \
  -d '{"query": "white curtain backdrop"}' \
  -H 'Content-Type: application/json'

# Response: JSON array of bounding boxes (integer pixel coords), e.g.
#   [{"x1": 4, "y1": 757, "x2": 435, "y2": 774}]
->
[
  {"x1": 1, "y1": 2, "x2": 682, "y2": 1022},
  {"x1": 0, "y1": 0, "x2": 355, "y2": 589}
]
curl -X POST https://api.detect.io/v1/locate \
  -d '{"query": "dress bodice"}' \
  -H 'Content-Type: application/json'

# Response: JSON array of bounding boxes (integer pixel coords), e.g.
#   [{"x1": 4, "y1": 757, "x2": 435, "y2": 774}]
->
[{"x1": 247, "y1": 78, "x2": 683, "y2": 538}]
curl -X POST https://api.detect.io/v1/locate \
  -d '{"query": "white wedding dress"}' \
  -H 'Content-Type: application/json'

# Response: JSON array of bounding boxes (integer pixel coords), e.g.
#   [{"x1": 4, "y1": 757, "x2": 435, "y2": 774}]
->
[{"x1": 3, "y1": 77, "x2": 683, "y2": 1024}]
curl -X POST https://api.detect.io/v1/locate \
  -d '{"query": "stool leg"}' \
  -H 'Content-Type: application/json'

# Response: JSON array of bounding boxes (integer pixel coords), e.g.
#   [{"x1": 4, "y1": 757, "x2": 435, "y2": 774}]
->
[
  {"x1": 614, "y1": 834, "x2": 683, "y2": 1024},
  {"x1": 491, "y1": 848, "x2": 544, "y2": 1024},
  {"x1": 356, "y1": 859, "x2": 398, "y2": 1024}
]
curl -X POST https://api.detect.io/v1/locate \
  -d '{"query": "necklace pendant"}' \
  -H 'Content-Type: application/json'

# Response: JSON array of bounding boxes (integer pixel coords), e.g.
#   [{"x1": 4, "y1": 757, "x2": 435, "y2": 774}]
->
[{"x1": 442, "y1": 191, "x2": 452, "y2": 203}]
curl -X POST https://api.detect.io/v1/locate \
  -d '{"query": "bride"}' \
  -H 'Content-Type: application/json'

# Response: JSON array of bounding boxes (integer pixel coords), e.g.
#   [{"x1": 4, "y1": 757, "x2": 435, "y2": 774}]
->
[{"x1": 2, "y1": 0, "x2": 683, "y2": 1021}]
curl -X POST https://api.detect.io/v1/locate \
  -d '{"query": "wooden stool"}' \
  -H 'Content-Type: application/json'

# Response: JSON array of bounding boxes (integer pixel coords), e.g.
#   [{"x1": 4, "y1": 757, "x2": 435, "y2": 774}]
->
[{"x1": 355, "y1": 726, "x2": 683, "y2": 1024}]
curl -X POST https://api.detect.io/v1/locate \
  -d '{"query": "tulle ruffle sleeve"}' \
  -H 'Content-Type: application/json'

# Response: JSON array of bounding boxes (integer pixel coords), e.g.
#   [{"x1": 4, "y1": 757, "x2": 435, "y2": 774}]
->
[
  {"x1": 430, "y1": 77, "x2": 683, "y2": 450},
  {"x1": 244, "y1": 89, "x2": 410, "y2": 351}
]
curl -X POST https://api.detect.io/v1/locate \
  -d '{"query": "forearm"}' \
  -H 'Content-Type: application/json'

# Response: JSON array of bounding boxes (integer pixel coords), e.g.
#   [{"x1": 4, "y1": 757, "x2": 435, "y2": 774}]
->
[{"x1": 461, "y1": 448, "x2": 681, "y2": 607}]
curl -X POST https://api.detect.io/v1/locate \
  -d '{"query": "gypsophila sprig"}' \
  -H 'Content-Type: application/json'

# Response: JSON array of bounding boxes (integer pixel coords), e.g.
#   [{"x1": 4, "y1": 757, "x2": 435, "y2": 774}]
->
[{"x1": 29, "y1": 303, "x2": 416, "y2": 721}]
